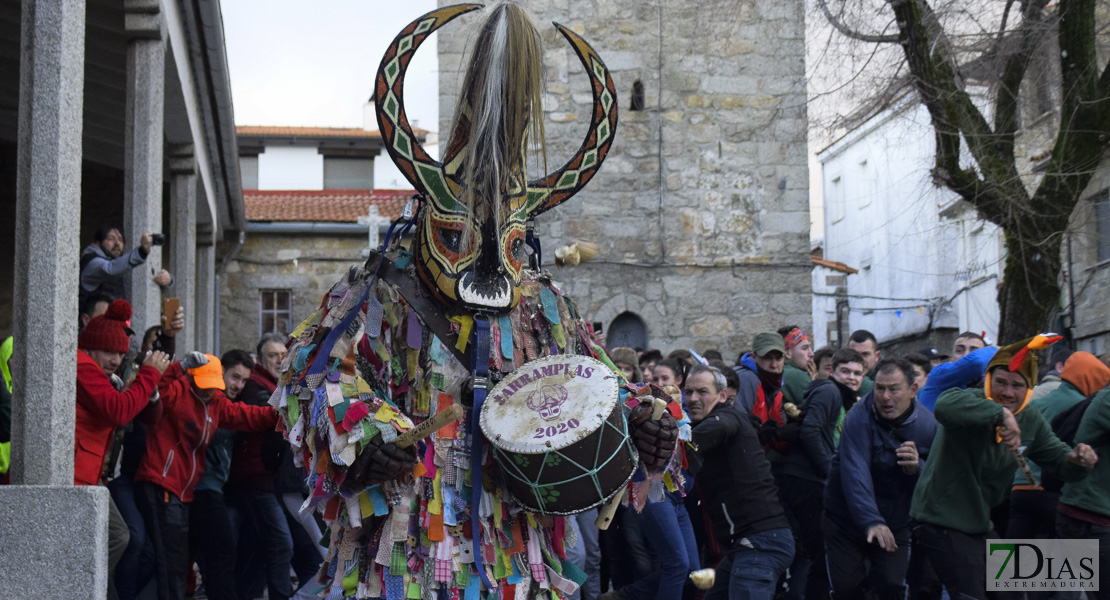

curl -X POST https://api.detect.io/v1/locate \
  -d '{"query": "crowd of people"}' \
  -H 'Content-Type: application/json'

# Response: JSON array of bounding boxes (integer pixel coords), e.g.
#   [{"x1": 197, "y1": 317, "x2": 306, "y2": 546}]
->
[
  {"x1": 3, "y1": 227, "x2": 324, "y2": 600},
  {"x1": 2, "y1": 225, "x2": 1110, "y2": 600},
  {"x1": 584, "y1": 330, "x2": 1110, "y2": 600}
]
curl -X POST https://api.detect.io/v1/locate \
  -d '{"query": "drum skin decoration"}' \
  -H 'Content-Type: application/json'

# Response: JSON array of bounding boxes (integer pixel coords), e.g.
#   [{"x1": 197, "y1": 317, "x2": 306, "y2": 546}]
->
[
  {"x1": 270, "y1": 4, "x2": 687, "y2": 599},
  {"x1": 481, "y1": 355, "x2": 637, "y2": 515}
]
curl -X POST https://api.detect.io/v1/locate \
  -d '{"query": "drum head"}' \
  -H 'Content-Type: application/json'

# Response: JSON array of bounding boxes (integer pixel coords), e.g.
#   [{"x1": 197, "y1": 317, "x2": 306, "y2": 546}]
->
[{"x1": 481, "y1": 355, "x2": 619, "y2": 454}]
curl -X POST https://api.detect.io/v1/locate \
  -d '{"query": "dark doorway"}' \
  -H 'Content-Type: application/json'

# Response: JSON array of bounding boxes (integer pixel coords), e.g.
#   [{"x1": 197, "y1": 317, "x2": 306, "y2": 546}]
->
[{"x1": 607, "y1": 311, "x2": 648, "y2": 351}]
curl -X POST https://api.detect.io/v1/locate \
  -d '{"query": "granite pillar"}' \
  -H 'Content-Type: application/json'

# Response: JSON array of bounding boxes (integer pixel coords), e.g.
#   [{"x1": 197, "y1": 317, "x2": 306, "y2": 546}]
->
[
  {"x1": 1, "y1": 0, "x2": 109, "y2": 598},
  {"x1": 123, "y1": 0, "x2": 165, "y2": 332},
  {"x1": 169, "y1": 144, "x2": 196, "y2": 353},
  {"x1": 11, "y1": 0, "x2": 85, "y2": 488},
  {"x1": 195, "y1": 227, "x2": 216, "y2": 353}
]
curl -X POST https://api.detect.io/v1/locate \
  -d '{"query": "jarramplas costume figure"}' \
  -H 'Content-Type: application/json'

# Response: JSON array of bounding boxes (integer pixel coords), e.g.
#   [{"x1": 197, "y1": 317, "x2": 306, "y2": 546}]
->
[{"x1": 271, "y1": 4, "x2": 684, "y2": 599}]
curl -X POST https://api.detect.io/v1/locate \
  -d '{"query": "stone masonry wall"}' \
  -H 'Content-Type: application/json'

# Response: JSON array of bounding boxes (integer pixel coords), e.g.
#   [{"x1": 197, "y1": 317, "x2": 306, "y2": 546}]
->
[
  {"x1": 435, "y1": 0, "x2": 811, "y2": 358},
  {"x1": 219, "y1": 233, "x2": 367, "y2": 355},
  {"x1": 1069, "y1": 159, "x2": 1110, "y2": 357}
]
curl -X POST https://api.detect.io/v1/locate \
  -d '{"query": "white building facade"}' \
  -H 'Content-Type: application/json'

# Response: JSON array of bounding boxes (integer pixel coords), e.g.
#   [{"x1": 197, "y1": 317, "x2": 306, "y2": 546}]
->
[{"x1": 814, "y1": 101, "x2": 1003, "y2": 353}]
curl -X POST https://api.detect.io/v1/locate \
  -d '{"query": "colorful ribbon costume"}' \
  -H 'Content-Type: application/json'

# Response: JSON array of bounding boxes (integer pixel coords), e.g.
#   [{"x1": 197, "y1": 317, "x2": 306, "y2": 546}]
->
[{"x1": 271, "y1": 5, "x2": 685, "y2": 599}]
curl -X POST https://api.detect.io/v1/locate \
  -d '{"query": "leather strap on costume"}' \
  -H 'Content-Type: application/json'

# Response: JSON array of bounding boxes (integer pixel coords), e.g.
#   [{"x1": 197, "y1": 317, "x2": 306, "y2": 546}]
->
[
  {"x1": 301, "y1": 214, "x2": 414, "y2": 385},
  {"x1": 371, "y1": 250, "x2": 468, "y2": 366},
  {"x1": 469, "y1": 316, "x2": 493, "y2": 589},
  {"x1": 525, "y1": 219, "x2": 542, "y2": 270}
]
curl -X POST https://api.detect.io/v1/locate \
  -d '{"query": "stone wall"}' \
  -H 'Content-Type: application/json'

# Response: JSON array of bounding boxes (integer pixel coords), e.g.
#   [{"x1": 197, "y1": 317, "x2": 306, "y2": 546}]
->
[
  {"x1": 1068, "y1": 159, "x2": 1110, "y2": 357},
  {"x1": 436, "y1": 0, "x2": 811, "y2": 357},
  {"x1": 218, "y1": 232, "x2": 366, "y2": 355}
]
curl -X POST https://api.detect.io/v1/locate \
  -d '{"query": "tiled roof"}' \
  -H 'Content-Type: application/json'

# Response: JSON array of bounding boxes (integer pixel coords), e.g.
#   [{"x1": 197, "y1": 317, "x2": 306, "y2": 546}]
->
[
  {"x1": 237, "y1": 125, "x2": 383, "y2": 138},
  {"x1": 811, "y1": 256, "x2": 859, "y2": 275},
  {"x1": 236, "y1": 125, "x2": 430, "y2": 139},
  {"x1": 244, "y1": 189, "x2": 414, "y2": 223}
]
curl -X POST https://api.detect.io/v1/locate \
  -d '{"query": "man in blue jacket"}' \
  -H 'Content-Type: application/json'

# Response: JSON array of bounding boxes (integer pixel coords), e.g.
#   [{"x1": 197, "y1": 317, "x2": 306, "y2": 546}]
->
[
  {"x1": 916, "y1": 344, "x2": 998, "y2": 411},
  {"x1": 823, "y1": 357, "x2": 938, "y2": 599}
]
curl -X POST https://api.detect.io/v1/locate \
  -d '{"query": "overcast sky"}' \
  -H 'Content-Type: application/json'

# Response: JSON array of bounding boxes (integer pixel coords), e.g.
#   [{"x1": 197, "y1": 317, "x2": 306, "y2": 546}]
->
[{"x1": 222, "y1": 0, "x2": 439, "y2": 188}]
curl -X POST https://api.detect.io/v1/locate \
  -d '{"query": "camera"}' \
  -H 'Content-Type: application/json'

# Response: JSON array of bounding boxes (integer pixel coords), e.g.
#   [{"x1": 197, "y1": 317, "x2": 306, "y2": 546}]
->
[{"x1": 151, "y1": 233, "x2": 166, "y2": 245}]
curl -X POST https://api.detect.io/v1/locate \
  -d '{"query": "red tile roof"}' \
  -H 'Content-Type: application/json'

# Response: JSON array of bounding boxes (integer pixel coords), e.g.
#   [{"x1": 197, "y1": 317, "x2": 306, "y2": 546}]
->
[
  {"x1": 236, "y1": 125, "x2": 430, "y2": 139},
  {"x1": 243, "y1": 189, "x2": 414, "y2": 223},
  {"x1": 237, "y1": 125, "x2": 383, "y2": 138},
  {"x1": 811, "y1": 256, "x2": 859, "y2": 274}
]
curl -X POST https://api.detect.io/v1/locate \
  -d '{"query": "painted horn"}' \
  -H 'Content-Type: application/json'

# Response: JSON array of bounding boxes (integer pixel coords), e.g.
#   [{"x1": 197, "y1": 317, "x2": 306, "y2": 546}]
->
[
  {"x1": 526, "y1": 24, "x2": 619, "y2": 218},
  {"x1": 374, "y1": 4, "x2": 482, "y2": 196}
]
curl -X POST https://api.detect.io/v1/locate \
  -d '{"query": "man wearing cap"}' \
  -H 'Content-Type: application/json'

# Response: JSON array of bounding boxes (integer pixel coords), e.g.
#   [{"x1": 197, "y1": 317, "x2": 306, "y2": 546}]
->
[
  {"x1": 909, "y1": 335, "x2": 1099, "y2": 600},
  {"x1": 75, "y1": 298, "x2": 170, "y2": 597},
  {"x1": 735, "y1": 332, "x2": 786, "y2": 417},
  {"x1": 134, "y1": 351, "x2": 278, "y2": 600},
  {"x1": 918, "y1": 347, "x2": 947, "y2": 368}
]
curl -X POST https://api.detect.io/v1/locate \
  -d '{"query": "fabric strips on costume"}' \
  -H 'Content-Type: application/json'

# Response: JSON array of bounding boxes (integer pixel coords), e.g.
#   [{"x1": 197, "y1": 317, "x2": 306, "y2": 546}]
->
[{"x1": 272, "y1": 255, "x2": 687, "y2": 599}]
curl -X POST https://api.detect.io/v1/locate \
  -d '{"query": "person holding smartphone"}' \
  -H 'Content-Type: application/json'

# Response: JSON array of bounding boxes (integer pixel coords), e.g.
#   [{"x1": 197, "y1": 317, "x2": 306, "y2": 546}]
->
[{"x1": 80, "y1": 225, "x2": 174, "y2": 305}]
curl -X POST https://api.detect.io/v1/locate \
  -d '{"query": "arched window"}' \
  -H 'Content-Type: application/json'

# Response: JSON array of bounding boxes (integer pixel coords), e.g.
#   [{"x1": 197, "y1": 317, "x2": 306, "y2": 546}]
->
[
  {"x1": 630, "y1": 80, "x2": 645, "y2": 112},
  {"x1": 607, "y1": 311, "x2": 648, "y2": 351}
]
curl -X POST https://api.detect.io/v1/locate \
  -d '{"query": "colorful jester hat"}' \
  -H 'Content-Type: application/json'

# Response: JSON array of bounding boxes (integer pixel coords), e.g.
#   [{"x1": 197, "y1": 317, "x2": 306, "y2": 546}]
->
[
  {"x1": 374, "y1": 3, "x2": 618, "y2": 313},
  {"x1": 984, "y1": 333, "x2": 1064, "y2": 414}
]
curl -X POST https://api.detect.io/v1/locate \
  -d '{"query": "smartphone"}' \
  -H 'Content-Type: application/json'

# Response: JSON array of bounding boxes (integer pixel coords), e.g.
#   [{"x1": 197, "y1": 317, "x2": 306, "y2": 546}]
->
[
  {"x1": 163, "y1": 297, "x2": 180, "y2": 323},
  {"x1": 592, "y1": 321, "x2": 604, "y2": 333}
]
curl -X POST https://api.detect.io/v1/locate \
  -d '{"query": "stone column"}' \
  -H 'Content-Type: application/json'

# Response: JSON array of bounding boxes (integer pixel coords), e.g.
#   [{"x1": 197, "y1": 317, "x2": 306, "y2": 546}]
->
[
  {"x1": 123, "y1": 0, "x2": 165, "y2": 332},
  {"x1": 10, "y1": 0, "x2": 84, "y2": 487},
  {"x1": 0, "y1": 1, "x2": 112, "y2": 598},
  {"x1": 169, "y1": 144, "x2": 196, "y2": 353},
  {"x1": 195, "y1": 225, "x2": 216, "y2": 353}
]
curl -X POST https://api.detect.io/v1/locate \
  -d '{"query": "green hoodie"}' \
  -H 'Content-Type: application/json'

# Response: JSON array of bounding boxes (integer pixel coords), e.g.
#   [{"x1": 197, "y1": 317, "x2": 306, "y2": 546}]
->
[
  {"x1": 1060, "y1": 388, "x2": 1110, "y2": 518},
  {"x1": 782, "y1": 363, "x2": 811, "y2": 408},
  {"x1": 910, "y1": 387, "x2": 1089, "y2": 534},
  {"x1": 1011, "y1": 381, "x2": 1086, "y2": 487}
]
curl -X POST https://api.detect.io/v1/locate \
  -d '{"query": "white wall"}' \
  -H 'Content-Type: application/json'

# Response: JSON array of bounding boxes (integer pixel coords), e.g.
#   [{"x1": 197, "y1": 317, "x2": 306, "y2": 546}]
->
[
  {"x1": 813, "y1": 102, "x2": 1002, "y2": 347},
  {"x1": 257, "y1": 146, "x2": 324, "y2": 190}
]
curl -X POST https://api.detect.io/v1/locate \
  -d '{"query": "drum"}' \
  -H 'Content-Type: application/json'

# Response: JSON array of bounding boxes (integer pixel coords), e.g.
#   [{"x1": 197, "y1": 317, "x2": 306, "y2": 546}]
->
[{"x1": 480, "y1": 355, "x2": 637, "y2": 515}]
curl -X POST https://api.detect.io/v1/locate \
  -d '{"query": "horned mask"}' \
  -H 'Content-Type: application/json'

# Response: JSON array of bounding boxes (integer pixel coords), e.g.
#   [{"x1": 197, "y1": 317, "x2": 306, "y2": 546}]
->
[{"x1": 374, "y1": 3, "x2": 618, "y2": 313}]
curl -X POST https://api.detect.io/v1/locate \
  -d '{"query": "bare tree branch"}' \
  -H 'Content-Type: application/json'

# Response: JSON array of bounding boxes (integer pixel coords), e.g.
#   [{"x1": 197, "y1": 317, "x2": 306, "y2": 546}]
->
[
  {"x1": 994, "y1": 0, "x2": 1051, "y2": 166},
  {"x1": 817, "y1": 0, "x2": 901, "y2": 43},
  {"x1": 1031, "y1": 0, "x2": 1106, "y2": 225}
]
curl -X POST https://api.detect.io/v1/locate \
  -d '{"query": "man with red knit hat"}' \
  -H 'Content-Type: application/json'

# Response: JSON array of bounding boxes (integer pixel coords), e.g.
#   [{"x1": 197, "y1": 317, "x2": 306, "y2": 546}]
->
[
  {"x1": 135, "y1": 351, "x2": 278, "y2": 600},
  {"x1": 909, "y1": 334, "x2": 1100, "y2": 599},
  {"x1": 75, "y1": 298, "x2": 170, "y2": 596}
]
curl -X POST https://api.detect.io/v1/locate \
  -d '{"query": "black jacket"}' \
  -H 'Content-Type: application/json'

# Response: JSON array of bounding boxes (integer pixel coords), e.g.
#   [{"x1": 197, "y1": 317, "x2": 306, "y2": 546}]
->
[
  {"x1": 690, "y1": 405, "x2": 790, "y2": 546},
  {"x1": 781, "y1": 378, "x2": 857, "y2": 483}
]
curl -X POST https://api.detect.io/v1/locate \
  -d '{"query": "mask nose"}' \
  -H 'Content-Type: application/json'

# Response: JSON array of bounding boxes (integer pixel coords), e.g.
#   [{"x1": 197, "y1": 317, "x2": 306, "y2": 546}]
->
[{"x1": 473, "y1": 216, "x2": 502, "y2": 275}]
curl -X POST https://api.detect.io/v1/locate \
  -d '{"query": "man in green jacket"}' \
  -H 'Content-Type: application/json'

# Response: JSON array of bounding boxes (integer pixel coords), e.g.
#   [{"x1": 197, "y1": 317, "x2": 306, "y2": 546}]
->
[
  {"x1": 909, "y1": 335, "x2": 1098, "y2": 600},
  {"x1": 1057, "y1": 387, "x2": 1110, "y2": 599},
  {"x1": 1008, "y1": 352, "x2": 1110, "y2": 541}
]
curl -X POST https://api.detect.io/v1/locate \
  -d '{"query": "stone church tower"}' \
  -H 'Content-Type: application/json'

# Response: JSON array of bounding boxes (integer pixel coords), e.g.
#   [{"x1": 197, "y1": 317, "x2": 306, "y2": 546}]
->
[{"x1": 438, "y1": 0, "x2": 810, "y2": 357}]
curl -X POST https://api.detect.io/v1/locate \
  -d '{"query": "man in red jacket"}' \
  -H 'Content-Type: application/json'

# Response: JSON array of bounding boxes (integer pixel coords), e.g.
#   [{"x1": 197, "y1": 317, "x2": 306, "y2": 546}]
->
[
  {"x1": 227, "y1": 331, "x2": 297, "y2": 600},
  {"x1": 134, "y1": 351, "x2": 278, "y2": 600},
  {"x1": 74, "y1": 299, "x2": 170, "y2": 595}
]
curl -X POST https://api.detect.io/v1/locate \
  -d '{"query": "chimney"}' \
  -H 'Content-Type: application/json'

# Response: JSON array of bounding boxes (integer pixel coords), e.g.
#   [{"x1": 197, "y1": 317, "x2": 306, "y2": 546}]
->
[{"x1": 363, "y1": 99, "x2": 377, "y2": 131}]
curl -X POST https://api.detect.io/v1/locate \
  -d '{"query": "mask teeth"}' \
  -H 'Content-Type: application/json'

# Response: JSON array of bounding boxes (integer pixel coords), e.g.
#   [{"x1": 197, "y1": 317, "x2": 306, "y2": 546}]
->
[{"x1": 459, "y1": 273, "x2": 511, "y2": 307}]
